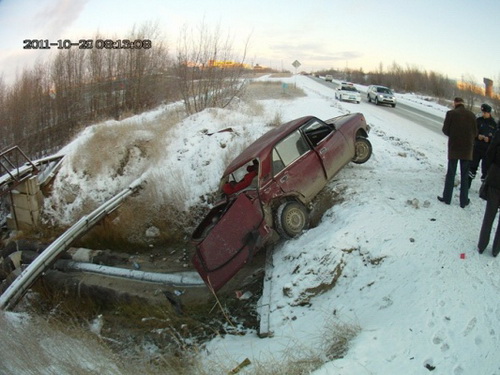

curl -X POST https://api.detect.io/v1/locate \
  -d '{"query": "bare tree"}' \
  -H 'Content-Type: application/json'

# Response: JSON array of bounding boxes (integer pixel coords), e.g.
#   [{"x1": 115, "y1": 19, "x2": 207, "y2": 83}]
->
[
  {"x1": 0, "y1": 75, "x2": 8, "y2": 150},
  {"x1": 174, "y1": 21, "x2": 250, "y2": 115},
  {"x1": 459, "y1": 74, "x2": 479, "y2": 111},
  {"x1": 120, "y1": 22, "x2": 169, "y2": 114}
]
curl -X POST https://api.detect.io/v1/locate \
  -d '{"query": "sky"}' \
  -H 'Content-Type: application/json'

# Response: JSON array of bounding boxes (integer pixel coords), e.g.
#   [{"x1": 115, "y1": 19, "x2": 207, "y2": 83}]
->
[
  {"x1": 0, "y1": 0, "x2": 499, "y2": 86},
  {"x1": 2, "y1": 75, "x2": 500, "y2": 374}
]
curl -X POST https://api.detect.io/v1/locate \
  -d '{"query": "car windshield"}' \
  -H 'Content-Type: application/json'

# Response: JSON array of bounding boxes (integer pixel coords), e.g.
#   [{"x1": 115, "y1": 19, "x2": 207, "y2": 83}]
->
[
  {"x1": 377, "y1": 87, "x2": 392, "y2": 94},
  {"x1": 341, "y1": 86, "x2": 357, "y2": 92}
]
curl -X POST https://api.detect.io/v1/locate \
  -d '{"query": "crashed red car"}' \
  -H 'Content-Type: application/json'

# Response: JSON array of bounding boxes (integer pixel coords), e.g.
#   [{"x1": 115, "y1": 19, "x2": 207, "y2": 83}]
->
[{"x1": 192, "y1": 113, "x2": 372, "y2": 291}]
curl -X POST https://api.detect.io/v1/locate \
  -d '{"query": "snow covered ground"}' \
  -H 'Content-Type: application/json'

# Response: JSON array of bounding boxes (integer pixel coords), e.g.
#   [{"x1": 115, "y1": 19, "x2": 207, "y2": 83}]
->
[
  {"x1": 2, "y1": 74, "x2": 500, "y2": 374},
  {"x1": 195, "y1": 76, "x2": 500, "y2": 374}
]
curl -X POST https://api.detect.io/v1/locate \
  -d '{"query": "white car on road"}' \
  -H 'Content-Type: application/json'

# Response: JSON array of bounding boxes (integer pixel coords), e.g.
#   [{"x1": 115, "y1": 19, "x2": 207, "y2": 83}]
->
[{"x1": 335, "y1": 83, "x2": 361, "y2": 103}]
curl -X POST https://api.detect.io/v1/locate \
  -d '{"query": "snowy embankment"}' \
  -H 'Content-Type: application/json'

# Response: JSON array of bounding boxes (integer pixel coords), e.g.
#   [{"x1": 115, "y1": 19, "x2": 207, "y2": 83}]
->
[
  {"x1": 2, "y1": 74, "x2": 499, "y2": 375},
  {"x1": 199, "y1": 76, "x2": 500, "y2": 375}
]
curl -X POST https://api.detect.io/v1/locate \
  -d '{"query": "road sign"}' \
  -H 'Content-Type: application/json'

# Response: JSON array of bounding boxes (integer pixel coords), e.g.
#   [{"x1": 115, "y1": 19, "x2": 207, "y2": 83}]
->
[{"x1": 292, "y1": 60, "x2": 301, "y2": 69}]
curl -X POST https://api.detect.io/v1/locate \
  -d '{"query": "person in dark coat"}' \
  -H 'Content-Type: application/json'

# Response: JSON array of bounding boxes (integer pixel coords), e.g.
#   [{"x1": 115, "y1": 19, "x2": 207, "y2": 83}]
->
[
  {"x1": 438, "y1": 97, "x2": 477, "y2": 208},
  {"x1": 477, "y1": 131, "x2": 500, "y2": 256},
  {"x1": 469, "y1": 103, "x2": 497, "y2": 187}
]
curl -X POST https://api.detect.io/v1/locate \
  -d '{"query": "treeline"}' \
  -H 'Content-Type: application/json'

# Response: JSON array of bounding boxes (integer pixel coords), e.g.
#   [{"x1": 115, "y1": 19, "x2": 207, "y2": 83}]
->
[
  {"x1": 345, "y1": 63, "x2": 455, "y2": 97},
  {"x1": 0, "y1": 24, "x2": 172, "y2": 159},
  {"x1": 0, "y1": 22, "x2": 255, "y2": 162}
]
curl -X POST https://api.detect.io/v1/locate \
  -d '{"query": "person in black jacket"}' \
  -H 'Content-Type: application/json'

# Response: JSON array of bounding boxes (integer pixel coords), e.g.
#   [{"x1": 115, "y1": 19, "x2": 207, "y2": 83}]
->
[
  {"x1": 469, "y1": 103, "x2": 497, "y2": 187},
  {"x1": 477, "y1": 130, "x2": 500, "y2": 256},
  {"x1": 438, "y1": 97, "x2": 477, "y2": 208}
]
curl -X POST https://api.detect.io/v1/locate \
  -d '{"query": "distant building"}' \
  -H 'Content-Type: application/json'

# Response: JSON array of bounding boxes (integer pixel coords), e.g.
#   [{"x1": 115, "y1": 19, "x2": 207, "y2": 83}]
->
[
  {"x1": 484, "y1": 78, "x2": 493, "y2": 97},
  {"x1": 457, "y1": 79, "x2": 499, "y2": 99}
]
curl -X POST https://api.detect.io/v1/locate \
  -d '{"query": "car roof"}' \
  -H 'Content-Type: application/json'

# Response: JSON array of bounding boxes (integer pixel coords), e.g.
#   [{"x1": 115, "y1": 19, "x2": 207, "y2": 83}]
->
[{"x1": 223, "y1": 116, "x2": 315, "y2": 175}]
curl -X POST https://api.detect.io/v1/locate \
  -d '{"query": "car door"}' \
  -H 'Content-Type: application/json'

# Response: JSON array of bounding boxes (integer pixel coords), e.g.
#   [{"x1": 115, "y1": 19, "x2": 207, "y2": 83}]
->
[
  {"x1": 301, "y1": 118, "x2": 351, "y2": 179},
  {"x1": 192, "y1": 192, "x2": 269, "y2": 291},
  {"x1": 272, "y1": 129, "x2": 326, "y2": 201}
]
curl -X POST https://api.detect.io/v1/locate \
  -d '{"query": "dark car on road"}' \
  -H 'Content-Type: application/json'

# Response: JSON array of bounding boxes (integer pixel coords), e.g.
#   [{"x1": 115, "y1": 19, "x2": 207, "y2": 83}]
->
[{"x1": 192, "y1": 113, "x2": 372, "y2": 291}]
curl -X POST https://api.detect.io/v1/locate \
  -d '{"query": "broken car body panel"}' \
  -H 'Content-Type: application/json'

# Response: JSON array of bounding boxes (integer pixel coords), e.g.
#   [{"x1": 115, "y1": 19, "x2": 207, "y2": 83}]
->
[
  {"x1": 192, "y1": 113, "x2": 371, "y2": 291},
  {"x1": 192, "y1": 191, "x2": 269, "y2": 290}
]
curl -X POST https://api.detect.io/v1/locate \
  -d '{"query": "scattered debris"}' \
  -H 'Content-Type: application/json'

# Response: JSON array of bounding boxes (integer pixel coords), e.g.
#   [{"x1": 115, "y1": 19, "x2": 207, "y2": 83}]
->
[
  {"x1": 162, "y1": 290, "x2": 183, "y2": 314},
  {"x1": 406, "y1": 198, "x2": 430, "y2": 209},
  {"x1": 235, "y1": 291, "x2": 253, "y2": 300},
  {"x1": 204, "y1": 127, "x2": 234, "y2": 136},
  {"x1": 145, "y1": 226, "x2": 160, "y2": 238},
  {"x1": 229, "y1": 358, "x2": 251, "y2": 374},
  {"x1": 424, "y1": 363, "x2": 436, "y2": 371},
  {"x1": 89, "y1": 314, "x2": 104, "y2": 336}
]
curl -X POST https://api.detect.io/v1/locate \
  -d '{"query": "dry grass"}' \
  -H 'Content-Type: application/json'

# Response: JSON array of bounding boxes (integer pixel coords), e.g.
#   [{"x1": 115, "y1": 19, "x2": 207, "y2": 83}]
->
[
  {"x1": 243, "y1": 81, "x2": 306, "y2": 101},
  {"x1": 192, "y1": 317, "x2": 360, "y2": 375},
  {"x1": 250, "y1": 319, "x2": 360, "y2": 374},
  {"x1": 0, "y1": 311, "x2": 132, "y2": 375},
  {"x1": 70, "y1": 107, "x2": 184, "y2": 179},
  {"x1": 0, "y1": 309, "x2": 209, "y2": 375},
  {"x1": 321, "y1": 320, "x2": 361, "y2": 361}
]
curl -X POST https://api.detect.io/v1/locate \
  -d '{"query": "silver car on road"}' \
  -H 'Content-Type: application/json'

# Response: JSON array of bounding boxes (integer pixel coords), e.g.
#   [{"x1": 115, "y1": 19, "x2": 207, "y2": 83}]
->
[{"x1": 367, "y1": 85, "x2": 396, "y2": 107}]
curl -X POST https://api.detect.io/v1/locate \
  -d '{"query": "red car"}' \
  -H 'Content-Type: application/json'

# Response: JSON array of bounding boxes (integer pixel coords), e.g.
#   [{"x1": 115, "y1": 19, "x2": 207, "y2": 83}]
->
[{"x1": 192, "y1": 113, "x2": 372, "y2": 291}]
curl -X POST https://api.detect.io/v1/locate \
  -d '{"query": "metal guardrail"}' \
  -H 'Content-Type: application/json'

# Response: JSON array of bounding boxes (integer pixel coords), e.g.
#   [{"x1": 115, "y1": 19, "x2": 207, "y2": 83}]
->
[
  {"x1": 0, "y1": 148, "x2": 64, "y2": 197},
  {"x1": 0, "y1": 178, "x2": 144, "y2": 311},
  {"x1": 54, "y1": 260, "x2": 204, "y2": 286},
  {"x1": 0, "y1": 147, "x2": 39, "y2": 197}
]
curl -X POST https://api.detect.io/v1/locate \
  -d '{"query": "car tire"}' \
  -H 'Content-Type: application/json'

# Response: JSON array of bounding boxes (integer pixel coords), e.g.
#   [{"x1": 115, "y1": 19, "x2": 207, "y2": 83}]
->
[
  {"x1": 367, "y1": 95, "x2": 371, "y2": 102},
  {"x1": 392, "y1": 104, "x2": 396, "y2": 108},
  {"x1": 352, "y1": 137, "x2": 372, "y2": 164},
  {"x1": 375, "y1": 97, "x2": 379, "y2": 105},
  {"x1": 274, "y1": 201, "x2": 309, "y2": 239}
]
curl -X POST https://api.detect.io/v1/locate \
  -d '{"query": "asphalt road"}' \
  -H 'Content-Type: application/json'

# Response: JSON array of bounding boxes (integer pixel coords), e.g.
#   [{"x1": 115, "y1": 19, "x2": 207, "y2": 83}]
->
[{"x1": 310, "y1": 76, "x2": 445, "y2": 135}]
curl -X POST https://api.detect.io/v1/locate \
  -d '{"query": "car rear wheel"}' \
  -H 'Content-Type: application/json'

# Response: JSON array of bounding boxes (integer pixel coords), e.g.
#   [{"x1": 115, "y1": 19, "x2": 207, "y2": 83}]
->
[
  {"x1": 352, "y1": 137, "x2": 372, "y2": 164},
  {"x1": 275, "y1": 201, "x2": 309, "y2": 239}
]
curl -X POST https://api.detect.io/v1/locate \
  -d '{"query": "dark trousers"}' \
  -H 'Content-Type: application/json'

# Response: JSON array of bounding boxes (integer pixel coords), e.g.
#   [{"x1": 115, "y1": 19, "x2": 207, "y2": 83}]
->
[
  {"x1": 470, "y1": 144, "x2": 488, "y2": 180},
  {"x1": 442, "y1": 159, "x2": 470, "y2": 206},
  {"x1": 478, "y1": 186, "x2": 500, "y2": 254}
]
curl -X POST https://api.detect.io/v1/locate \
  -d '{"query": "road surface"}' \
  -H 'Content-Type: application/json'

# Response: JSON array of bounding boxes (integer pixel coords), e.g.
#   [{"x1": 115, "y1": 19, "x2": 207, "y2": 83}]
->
[{"x1": 310, "y1": 76, "x2": 446, "y2": 135}]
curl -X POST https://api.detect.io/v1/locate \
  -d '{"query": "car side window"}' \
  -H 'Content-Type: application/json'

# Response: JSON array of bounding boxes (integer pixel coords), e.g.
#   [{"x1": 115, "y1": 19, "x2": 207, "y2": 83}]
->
[
  {"x1": 301, "y1": 119, "x2": 334, "y2": 147},
  {"x1": 272, "y1": 130, "x2": 309, "y2": 176}
]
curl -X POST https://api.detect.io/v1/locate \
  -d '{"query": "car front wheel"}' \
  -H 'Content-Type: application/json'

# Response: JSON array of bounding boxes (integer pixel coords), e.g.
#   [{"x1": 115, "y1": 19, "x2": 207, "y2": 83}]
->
[
  {"x1": 274, "y1": 201, "x2": 309, "y2": 239},
  {"x1": 352, "y1": 137, "x2": 372, "y2": 164}
]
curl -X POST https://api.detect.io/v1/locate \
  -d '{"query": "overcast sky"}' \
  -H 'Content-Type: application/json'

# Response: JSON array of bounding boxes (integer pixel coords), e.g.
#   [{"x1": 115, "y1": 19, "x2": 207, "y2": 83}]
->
[{"x1": 0, "y1": 0, "x2": 499, "y2": 87}]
